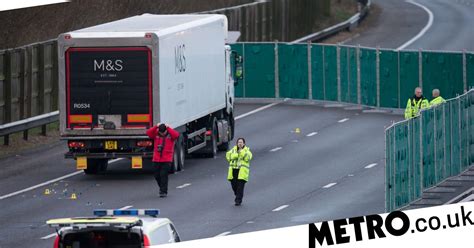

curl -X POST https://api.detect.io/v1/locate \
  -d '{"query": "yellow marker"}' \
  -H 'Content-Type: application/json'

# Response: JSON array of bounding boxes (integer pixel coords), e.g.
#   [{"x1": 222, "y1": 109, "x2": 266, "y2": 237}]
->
[
  {"x1": 70, "y1": 193, "x2": 77, "y2": 200},
  {"x1": 76, "y1": 157, "x2": 87, "y2": 170},
  {"x1": 44, "y1": 189, "x2": 51, "y2": 195},
  {"x1": 295, "y1": 128, "x2": 301, "y2": 133},
  {"x1": 132, "y1": 156, "x2": 143, "y2": 169}
]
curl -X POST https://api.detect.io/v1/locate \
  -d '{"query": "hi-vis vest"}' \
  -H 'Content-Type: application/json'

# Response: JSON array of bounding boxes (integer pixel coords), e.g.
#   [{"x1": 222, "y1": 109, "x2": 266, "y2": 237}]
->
[
  {"x1": 226, "y1": 146, "x2": 253, "y2": 182},
  {"x1": 430, "y1": 96, "x2": 446, "y2": 106},
  {"x1": 404, "y1": 97, "x2": 429, "y2": 119}
]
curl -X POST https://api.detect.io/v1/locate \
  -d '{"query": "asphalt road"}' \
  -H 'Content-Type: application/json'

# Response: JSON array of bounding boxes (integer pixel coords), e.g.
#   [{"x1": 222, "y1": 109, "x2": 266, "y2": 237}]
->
[
  {"x1": 0, "y1": 102, "x2": 402, "y2": 247},
  {"x1": 346, "y1": 0, "x2": 474, "y2": 51}
]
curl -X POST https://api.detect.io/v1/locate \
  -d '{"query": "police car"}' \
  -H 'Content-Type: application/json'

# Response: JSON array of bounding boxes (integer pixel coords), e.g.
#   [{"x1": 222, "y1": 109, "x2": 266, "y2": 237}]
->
[{"x1": 47, "y1": 209, "x2": 180, "y2": 247}]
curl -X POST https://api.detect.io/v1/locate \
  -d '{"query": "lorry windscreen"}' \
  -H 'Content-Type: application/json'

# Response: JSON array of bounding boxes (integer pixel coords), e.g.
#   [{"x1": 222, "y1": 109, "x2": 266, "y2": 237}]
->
[{"x1": 66, "y1": 47, "x2": 152, "y2": 129}]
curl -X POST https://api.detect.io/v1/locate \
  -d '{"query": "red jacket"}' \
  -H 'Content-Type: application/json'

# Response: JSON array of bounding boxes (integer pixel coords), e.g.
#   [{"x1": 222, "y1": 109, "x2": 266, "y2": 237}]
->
[{"x1": 146, "y1": 126, "x2": 180, "y2": 163}]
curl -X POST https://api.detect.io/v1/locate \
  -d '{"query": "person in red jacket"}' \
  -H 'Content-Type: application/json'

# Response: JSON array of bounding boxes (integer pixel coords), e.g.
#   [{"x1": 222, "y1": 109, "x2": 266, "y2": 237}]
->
[{"x1": 146, "y1": 123, "x2": 180, "y2": 197}]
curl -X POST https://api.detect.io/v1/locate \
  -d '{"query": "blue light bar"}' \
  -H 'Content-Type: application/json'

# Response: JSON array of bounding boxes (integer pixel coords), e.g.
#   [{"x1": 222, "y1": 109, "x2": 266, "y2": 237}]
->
[{"x1": 93, "y1": 209, "x2": 160, "y2": 217}]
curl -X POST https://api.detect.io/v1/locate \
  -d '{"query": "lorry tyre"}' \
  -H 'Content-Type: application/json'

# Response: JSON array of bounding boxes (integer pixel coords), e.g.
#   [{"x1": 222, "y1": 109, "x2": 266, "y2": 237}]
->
[
  {"x1": 171, "y1": 143, "x2": 179, "y2": 174},
  {"x1": 218, "y1": 117, "x2": 232, "y2": 151},
  {"x1": 204, "y1": 118, "x2": 218, "y2": 158},
  {"x1": 178, "y1": 136, "x2": 185, "y2": 171},
  {"x1": 84, "y1": 159, "x2": 108, "y2": 175}
]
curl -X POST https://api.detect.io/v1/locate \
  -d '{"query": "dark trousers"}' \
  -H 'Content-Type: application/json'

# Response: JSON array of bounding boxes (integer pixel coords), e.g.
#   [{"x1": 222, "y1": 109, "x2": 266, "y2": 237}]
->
[
  {"x1": 230, "y1": 169, "x2": 246, "y2": 204},
  {"x1": 154, "y1": 162, "x2": 171, "y2": 194}
]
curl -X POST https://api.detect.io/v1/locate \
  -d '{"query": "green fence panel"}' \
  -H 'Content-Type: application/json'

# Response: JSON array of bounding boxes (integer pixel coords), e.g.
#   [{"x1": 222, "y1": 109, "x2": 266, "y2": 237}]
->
[
  {"x1": 324, "y1": 45, "x2": 338, "y2": 101},
  {"x1": 339, "y1": 46, "x2": 350, "y2": 103},
  {"x1": 360, "y1": 48, "x2": 377, "y2": 106},
  {"x1": 434, "y1": 106, "x2": 445, "y2": 182},
  {"x1": 230, "y1": 43, "x2": 244, "y2": 97},
  {"x1": 386, "y1": 127, "x2": 394, "y2": 211},
  {"x1": 379, "y1": 50, "x2": 400, "y2": 108},
  {"x1": 444, "y1": 103, "x2": 453, "y2": 177},
  {"x1": 466, "y1": 53, "x2": 474, "y2": 90},
  {"x1": 450, "y1": 99, "x2": 462, "y2": 176},
  {"x1": 421, "y1": 109, "x2": 436, "y2": 188},
  {"x1": 422, "y1": 51, "x2": 463, "y2": 99},
  {"x1": 311, "y1": 44, "x2": 324, "y2": 100},
  {"x1": 348, "y1": 47, "x2": 358, "y2": 104},
  {"x1": 394, "y1": 124, "x2": 410, "y2": 209},
  {"x1": 470, "y1": 91, "x2": 474, "y2": 165},
  {"x1": 244, "y1": 43, "x2": 276, "y2": 98},
  {"x1": 399, "y1": 51, "x2": 420, "y2": 104},
  {"x1": 460, "y1": 94, "x2": 470, "y2": 170},
  {"x1": 411, "y1": 117, "x2": 422, "y2": 200},
  {"x1": 278, "y1": 43, "x2": 308, "y2": 99}
]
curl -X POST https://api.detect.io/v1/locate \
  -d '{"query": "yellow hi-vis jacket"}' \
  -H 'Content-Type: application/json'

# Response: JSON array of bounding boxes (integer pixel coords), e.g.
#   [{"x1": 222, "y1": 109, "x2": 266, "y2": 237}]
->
[
  {"x1": 404, "y1": 96, "x2": 429, "y2": 119},
  {"x1": 226, "y1": 146, "x2": 253, "y2": 182},
  {"x1": 430, "y1": 96, "x2": 446, "y2": 106}
]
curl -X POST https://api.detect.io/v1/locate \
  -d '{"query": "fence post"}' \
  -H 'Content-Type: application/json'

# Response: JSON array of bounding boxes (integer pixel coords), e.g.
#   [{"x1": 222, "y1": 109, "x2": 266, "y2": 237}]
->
[
  {"x1": 434, "y1": 109, "x2": 438, "y2": 182},
  {"x1": 322, "y1": 45, "x2": 326, "y2": 100},
  {"x1": 419, "y1": 115, "x2": 424, "y2": 192},
  {"x1": 242, "y1": 43, "x2": 246, "y2": 98},
  {"x1": 357, "y1": 45, "x2": 361, "y2": 105},
  {"x1": 274, "y1": 42, "x2": 280, "y2": 98},
  {"x1": 38, "y1": 44, "x2": 45, "y2": 115},
  {"x1": 397, "y1": 50, "x2": 401, "y2": 109},
  {"x1": 376, "y1": 46, "x2": 381, "y2": 108},
  {"x1": 463, "y1": 49, "x2": 467, "y2": 92},
  {"x1": 418, "y1": 48, "x2": 423, "y2": 90},
  {"x1": 337, "y1": 44, "x2": 341, "y2": 102},
  {"x1": 443, "y1": 104, "x2": 447, "y2": 179},
  {"x1": 458, "y1": 98, "x2": 462, "y2": 173},
  {"x1": 4, "y1": 50, "x2": 12, "y2": 124},
  {"x1": 393, "y1": 126, "x2": 397, "y2": 211},
  {"x1": 408, "y1": 121, "x2": 412, "y2": 202},
  {"x1": 307, "y1": 42, "x2": 312, "y2": 100}
]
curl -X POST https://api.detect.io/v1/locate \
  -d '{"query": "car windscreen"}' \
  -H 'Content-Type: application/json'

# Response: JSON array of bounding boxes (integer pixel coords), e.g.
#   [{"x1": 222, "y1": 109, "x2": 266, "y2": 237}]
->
[{"x1": 61, "y1": 229, "x2": 141, "y2": 248}]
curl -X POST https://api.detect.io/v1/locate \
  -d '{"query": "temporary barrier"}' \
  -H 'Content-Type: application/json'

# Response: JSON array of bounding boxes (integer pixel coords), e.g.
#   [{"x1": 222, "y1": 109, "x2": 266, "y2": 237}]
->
[{"x1": 385, "y1": 89, "x2": 474, "y2": 211}]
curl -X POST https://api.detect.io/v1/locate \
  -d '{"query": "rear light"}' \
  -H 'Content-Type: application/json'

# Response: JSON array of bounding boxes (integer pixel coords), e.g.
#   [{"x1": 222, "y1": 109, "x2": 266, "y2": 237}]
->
[
  {"x1": 137, "y1": 140, "x2": 153, "y2": 147},
  {"x1": 53, "y1": 235, "x2": 59, "y2": 248},
  {"x1": 143, "y1": 234, "x2": 151, "y2": 247},
  {"x1": 127, "y1": 114, "x2": 150, "y2": 123},
  {"x1": 205, "y1": 130, "x2": 212, "y2": 136},
  {"x1": 64, "y1": 34, "x2": 71, "y2": 40},
  {"x1": 145, "y1": 33, "x2": 153, "y2": 38},
  {"x1": 68, "y1": 141, "x2": 85, "y2": 148},
  {"x1": 69, "y1": 115, "x2": 92, "y2": 124}
]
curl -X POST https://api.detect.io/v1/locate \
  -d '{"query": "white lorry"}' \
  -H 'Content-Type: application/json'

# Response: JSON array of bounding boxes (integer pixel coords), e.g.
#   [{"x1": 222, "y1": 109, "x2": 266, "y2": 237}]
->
[{"x1": 58, "y1": 14, "x2": 242, "y2": 174}]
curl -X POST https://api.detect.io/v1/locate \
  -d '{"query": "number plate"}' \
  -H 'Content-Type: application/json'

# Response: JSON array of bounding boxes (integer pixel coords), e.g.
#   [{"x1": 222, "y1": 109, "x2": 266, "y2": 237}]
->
[{"x1": 105, "y1": 141, "x2": 117, "y2": 150}]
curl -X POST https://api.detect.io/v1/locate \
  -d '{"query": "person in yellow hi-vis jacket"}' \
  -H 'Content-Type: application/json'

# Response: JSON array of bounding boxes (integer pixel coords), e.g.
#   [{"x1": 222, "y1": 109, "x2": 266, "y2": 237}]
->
[
  {"x1": 226, "y1": 138, "x2": 253, "y2": 206},
  {"x1": 405, "y1": 87, "x2": 429, "y2": 119},
  {"x1": 430, "y1": 89, "x2": 446, "y2": 106}
]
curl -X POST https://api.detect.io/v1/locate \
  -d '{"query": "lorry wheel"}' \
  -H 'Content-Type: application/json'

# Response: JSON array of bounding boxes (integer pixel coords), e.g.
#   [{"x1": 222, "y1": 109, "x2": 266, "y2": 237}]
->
[
  {"x1": 204, "y1": 119, "x2": 218, "y2": 158},
  {"x1": 171, "y1": 143, "x2": 179, "y2": 174},
  {"x1": 178, "y1": 137, "x2": 185, "y2": 171},
  {"x1": 84, "y1": 159, "x2": 108, "y2": 175},
  {"x1": 218, "y1": 120, "x2": 231, "y2": 151}
]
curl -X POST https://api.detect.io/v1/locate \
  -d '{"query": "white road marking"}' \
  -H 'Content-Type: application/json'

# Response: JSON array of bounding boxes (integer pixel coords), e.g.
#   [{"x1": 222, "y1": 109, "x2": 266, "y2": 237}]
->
[
  {"x1": 119, "y1": 205, "x2": 133, "y2": 210},
  {"x1": 365, "y1": 163, "x2": 378, "y2": 169},
  {"x1": 272, "y1": 205, "x2": 289, "y2": 212},
  {"x1": 306, "y1": 132, "x2": 318, "y2": 137},
  {"x1": 40, "y1": 233, "x2": 57, "y2": 240},
  {"x1": 0, "y1": 158, "x2": 124, "y2": 201},
  {"x1": 176, "y1": 183, "x2": 192, "y2": 189},
  {"x1": 397, "y1": 0, "x2": 434, "y2": 50},
  {"x1": 215, "y1": 231, "x2": 231, "y2": 237},
  {"x1": 338, "y1": 118, "x2": 349, "y2": 123},
  {"x1": 323, "y1": 183, "x2": 337, "y2": 189},
  {"x1": 235, "y1": 102, "x2": 283, "y2": 120},
  {"x1": 270, "y1": 147, "x2": 283, "y2": 152}
]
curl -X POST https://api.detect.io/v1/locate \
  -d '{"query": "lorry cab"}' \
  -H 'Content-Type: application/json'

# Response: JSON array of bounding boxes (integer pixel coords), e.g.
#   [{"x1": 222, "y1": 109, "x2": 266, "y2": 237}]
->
[{"x1": 47, "y1": 209, "x2": 180, "y2": 248}]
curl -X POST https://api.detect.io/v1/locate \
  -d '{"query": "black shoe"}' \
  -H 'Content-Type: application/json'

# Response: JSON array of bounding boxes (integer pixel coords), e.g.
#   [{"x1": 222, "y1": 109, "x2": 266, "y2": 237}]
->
[
  {"x1": 159, "y1": 193, "x2": 167, "y2": 198},
  {"x1": 235, "y1": 201, "x2": 241, "y2": 206}
]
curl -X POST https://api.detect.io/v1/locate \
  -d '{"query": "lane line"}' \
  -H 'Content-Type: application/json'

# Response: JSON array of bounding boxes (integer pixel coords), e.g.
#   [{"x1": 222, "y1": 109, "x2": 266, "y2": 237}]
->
[
  {"x1": 0, "y1": 158, "x2": 124, "y2": 201},
  {"x1": 215, "y1": 231, "x2": 231, "y2": 237},
  {"x1": 338, "y1": 118, "x2": 349, "y2": 123},
  {"x1": 272, "y1": 205, "x2": 289, "y2": 212},
  {"x1": 5, "y1": 102, "x2": 281, "y2": 201},
  {"x1": 306, "y1": 132, "x2": 318, "y2": 137},
  {"x1": 323, "y1": 183, "x2": 337, "y2": 189},
  {"x1": 396, "y1": 0, "x2": 434, "y2": 50},
  {"x1": 235, "y1": 102, "x2": 283, "y2": 120},
  {"x1": 40, "y1": 233, "x2": 57, "y2": 240},
  {"x1": 119, "y1": 205, "x2": 133, "y2": 210},
  {"x1": 270, "y1": 147, "x2": 283, "y2": 152},
  {"x1": 365, "y1": 163, "x2": 378, "y2": 169},
  {"x1": 176, "y1": 183, "x2": 192, "y2": 189}
]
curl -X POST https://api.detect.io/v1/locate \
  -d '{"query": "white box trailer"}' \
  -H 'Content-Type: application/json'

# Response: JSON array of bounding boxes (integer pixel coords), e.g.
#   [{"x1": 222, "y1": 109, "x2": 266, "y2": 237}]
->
[{"x1": 58, "y1": 14, "x2": 242, "y2": 174}]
